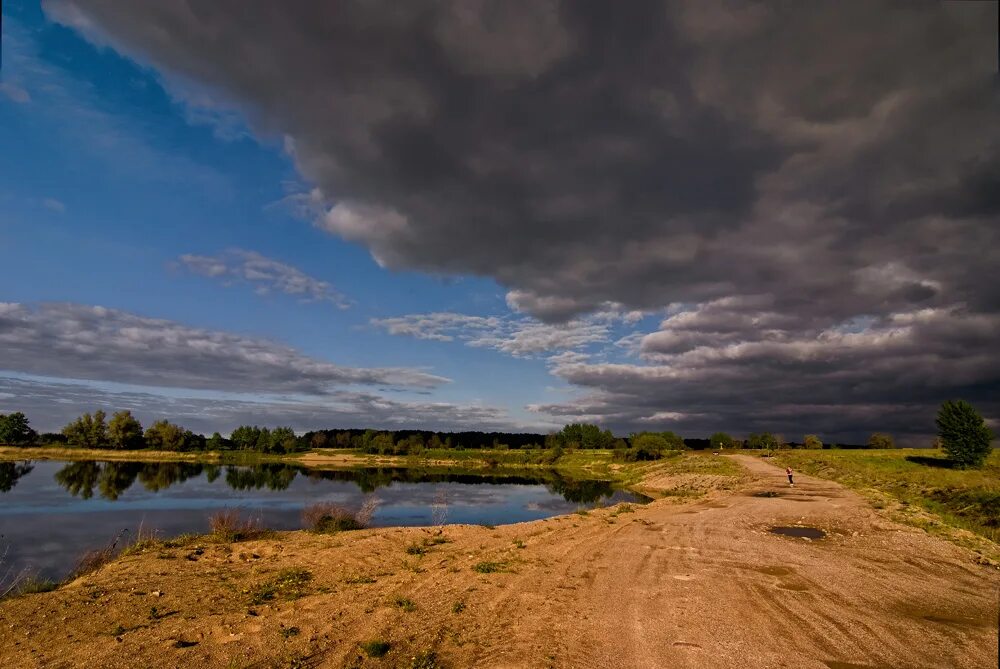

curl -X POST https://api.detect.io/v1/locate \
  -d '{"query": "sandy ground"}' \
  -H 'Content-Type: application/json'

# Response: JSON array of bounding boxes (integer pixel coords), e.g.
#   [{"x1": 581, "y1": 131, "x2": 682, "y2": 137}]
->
[{"x1": 1, "y1": 456, "x2": 996, "y2": 669}]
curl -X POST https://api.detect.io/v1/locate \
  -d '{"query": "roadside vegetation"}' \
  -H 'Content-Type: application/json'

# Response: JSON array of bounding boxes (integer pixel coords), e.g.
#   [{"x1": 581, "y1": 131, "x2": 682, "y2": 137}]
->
[{"x1": 773, "y1": 449, "x2": 1000, "y2": 544}]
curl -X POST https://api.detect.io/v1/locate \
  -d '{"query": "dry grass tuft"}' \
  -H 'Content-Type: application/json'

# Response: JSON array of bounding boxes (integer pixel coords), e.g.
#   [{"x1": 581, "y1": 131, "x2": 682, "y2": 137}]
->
[
  {"x1": 302, "y1": 497, "x2": 379, "y2": 533},
  {"x1": 208, "y1": 510, "x2": 272, "y2": 542}
]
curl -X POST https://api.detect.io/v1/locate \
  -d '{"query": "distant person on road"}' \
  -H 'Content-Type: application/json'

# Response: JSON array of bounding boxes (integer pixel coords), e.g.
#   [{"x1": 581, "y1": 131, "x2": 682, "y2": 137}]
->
[{"x1": 786, "y1": 466, "x2": 794, "y2": 487}]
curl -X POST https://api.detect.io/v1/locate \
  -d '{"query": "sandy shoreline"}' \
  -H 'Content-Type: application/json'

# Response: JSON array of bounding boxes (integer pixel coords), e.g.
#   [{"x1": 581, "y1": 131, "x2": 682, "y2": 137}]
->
[{"x1": 1, "y1": 456, "x2": 997, "y2": 668}]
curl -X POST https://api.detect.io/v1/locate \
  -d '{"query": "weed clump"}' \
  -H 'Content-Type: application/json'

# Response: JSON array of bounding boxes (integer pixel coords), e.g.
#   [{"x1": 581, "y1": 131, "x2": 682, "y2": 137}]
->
[
  {"x1": 209, "y1": 510, "x2": 272, "y2": 542},
  {"x1": 405, "y1": 543, "x2": 427, "y2": 556},
  {"x1": 472, "y1": 561, "x2": 506, "y2": 574},
  {"x1": 392, "y1": 595, "x2": 416, "y2": 612},
  {"x1": 247, "y1": 567, "x2": 312, "y2": 605},
  {"x1": 302, "y1": 498, "x2": 378, "y2": 533},
  {"x1": 360, "y1": 640, "x2": 391, "y2": 657}
]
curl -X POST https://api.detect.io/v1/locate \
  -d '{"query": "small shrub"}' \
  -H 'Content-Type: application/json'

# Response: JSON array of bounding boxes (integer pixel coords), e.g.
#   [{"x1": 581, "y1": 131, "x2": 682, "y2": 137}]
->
[
  {"x1": 280, "y1": 626, "x2": 301, "y2": 639},
  {"x1": 344, "y1": 574, "x2": 376, "y2": 584},
  {"x1": 472, "y1": 561, "x2": 506, "y2": 574},
  {"x1": 209, "y1": 510, "x2": 271, "y2": 542},
  {"x1": 392, "y1": 595, "x2": 416, "y2": 612},
  {"x1": 360, "y1": 640, "x2": 391, "y2": 657},
  {"x1": 302, "y1": 503, "x2": 363, "y2": 533},
  {"x1": 405, "y1": 543, "x2": 427, "y2": 556},
  {"x1": 452, "y1": 601, "x2": 466, "y2": 614}
]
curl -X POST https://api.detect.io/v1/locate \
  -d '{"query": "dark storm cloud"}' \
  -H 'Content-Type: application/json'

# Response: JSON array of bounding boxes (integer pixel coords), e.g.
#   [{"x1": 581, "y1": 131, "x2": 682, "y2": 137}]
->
[
  {"x1": 42, "y1": 1, "x2": 1000, "y2": 438},
  {"x1": 0, "y1": 303, "x2": 446, "y2": 393},
  {"x1": 0, "y1": 376, "x2": 515, "y2": 435}
]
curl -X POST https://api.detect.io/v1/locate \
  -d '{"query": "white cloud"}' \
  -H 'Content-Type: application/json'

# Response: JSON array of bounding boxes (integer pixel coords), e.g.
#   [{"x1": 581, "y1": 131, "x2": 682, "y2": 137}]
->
[
  {"x1": 0, "y1": 302, "x2": 446, "y2": 394},
  {"x1": 371, "y1": 310, "x2": 627, "y2": 358},
  {"x1": 177, "y1": 249, "x2": 349, "y2": 308}
]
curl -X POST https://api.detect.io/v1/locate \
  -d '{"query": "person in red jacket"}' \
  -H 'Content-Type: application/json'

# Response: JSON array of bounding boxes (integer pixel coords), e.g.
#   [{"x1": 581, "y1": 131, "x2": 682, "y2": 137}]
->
[{"x1": 786, "y1": 466, "x2": 794, "y2": 487}]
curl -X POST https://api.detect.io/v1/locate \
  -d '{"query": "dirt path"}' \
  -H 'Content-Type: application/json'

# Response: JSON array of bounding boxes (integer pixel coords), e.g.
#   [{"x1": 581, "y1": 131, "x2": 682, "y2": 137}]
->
[{"x1": 1, "y1": 456, "x2": 996, "y2": 668}]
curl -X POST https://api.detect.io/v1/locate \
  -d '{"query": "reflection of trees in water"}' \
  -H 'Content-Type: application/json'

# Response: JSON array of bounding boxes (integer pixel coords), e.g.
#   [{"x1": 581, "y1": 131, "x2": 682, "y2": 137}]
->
[
  {"x1": 51, "y1": 460, "x2": 624, "y2": 504},
  {"x1": 0, "y1": 461, "x2": 34, "y2": 493},
  {"x1": 224, "y1": 463, "x2": 298, "y2": 491},
  {"x1": 55, "y1": 461, "x2": 102, "y2": 499},
  {"x1": 544, "y1": 476, "x2": 615, "y2": 504}
]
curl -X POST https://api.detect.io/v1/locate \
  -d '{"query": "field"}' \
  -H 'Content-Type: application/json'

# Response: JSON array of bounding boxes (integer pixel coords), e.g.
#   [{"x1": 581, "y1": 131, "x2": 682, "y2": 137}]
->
[{"x1": 771, "y1": 448, "x2": 1000, "y2": 553}]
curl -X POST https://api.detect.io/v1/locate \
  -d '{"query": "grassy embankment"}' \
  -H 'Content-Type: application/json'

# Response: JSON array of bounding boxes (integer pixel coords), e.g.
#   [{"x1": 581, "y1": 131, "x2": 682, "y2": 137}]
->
[
  {"x1": 771, "y1": 448, "x2": 1000, "y2": 559},
  {"x1": 0, "y1": 445, "x2": 746, "y2": 492}
]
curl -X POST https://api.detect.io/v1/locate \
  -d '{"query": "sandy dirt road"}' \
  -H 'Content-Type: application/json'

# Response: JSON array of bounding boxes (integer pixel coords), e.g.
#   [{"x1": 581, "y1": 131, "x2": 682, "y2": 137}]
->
[{"x1": 1, "y1": 456, "x2": 996, "y2": 668}]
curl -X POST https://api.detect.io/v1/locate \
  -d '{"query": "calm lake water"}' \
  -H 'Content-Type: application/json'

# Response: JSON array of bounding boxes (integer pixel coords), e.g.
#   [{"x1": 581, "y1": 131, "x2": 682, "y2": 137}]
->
[{"x1": 0, "y1": 459, "x2": 645, "y2": 579}]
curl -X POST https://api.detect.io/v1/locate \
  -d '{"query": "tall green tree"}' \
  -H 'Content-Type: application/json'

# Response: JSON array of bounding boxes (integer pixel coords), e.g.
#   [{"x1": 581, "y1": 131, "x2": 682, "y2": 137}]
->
[
  {"x1": 108, "y1": 410, "x2": 144, "y2": 449},
  {"x1": 0, "y1": 412, "x2": 37, "y2": 445},
  {"x1": 710, "y1": 432, "x2": 734, "y2": 449},
  {"x1": 62, "y1": 411, "x2": 108, "y2": 447},
  {"x1": 144, "y1": 420, "x2": 187, "y2": 451},
  {"x1": 936, "y1": 400, "x2": 994, "y2": 468},
  {"x1": 747, "y1": 433, "x2": 776, "y2": 450}
]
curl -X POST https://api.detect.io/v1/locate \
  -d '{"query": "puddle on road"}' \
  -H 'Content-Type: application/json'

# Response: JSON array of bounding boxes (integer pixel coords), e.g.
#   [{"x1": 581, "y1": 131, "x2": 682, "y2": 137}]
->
[
  {"x1": 752, "y1": 491, "x2": 781, "y2": 498},
  {"x1": 769, "y1": 526, "x2": 826, "y2": 540}
]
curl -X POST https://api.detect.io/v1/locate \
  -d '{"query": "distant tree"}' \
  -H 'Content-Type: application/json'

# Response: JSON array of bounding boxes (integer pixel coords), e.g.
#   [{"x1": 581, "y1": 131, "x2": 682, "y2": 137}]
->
[
  {"x1": 936, "y1": 400, "x2": 994, "y2": 468},
  {"x1": 803, "y1": 434, "x2": 823, "y2": 450},
  {"x1": 108, "y1": 411, "x2": 144, "y2": 449},
  {"x1": 144, "y1": 420, "x2": 188, "y2": 451},
  {"x1": 747, "y1": 433, "x2": 778, "y2": 450},
  {"x1": 0, "y1": 412, "x2": 37, "y2": 445},
  {"x1": 867, "y1": 433, "x2": 895, "y2": 449},
  {"x1": 710, "y1": 432, "x2": 734, "y2": 450},
  {"x1": 627, "y1": 433, "x2": 669, "y2": 460},
  {"x1": 269, "y1": 426, "x2": 297, "y2": 453},
  {"x1": 207, "y1": 432, "x2": 228, "y2": 451},
  {"x1": 555, "y1": 423, "x2": 615, "y2": 449},
  {"x1": 62, "y1": 411, "x2": 108, "y2": 448},
  {"x1": 660, "y1": 431, "x2": 686, "y2": 449}
]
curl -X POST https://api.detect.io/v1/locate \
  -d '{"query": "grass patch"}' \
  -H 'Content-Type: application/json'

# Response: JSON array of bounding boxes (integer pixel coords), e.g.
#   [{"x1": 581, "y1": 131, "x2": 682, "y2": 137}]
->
[
  {"x1": 472, "y1": 561, "x2": 507, "y2": 574},
  {"x1": 392, "y1": 595, "x2": 416, "y2": 612},
  {"x1": 452, "y1": 600, "x2": 466, "y2": 614},
  {"x1": 247, "y1": 567, "x2": 312, "y2": 605},
  {"x1": 343, "y1": 574, "x2": 377, "y2": 584},
  {"x1": 280, "y1": 626, "x2": 301, "y2": 639},
  {"x1": 360, "y1": 640, "x2": 391, "y2": 657},
  {"x1": 405, "y1": 543, "x2": 428, "y2": 556},
  {"x1": 772, "y1": 449, "x2": 1000, "y2": 545}
]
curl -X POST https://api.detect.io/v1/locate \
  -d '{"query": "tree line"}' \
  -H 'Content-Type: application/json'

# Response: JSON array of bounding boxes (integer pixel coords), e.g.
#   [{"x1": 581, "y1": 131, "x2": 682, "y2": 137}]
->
[{"x1": 0, "y1": 399, "x2": 992, "y2": 467}]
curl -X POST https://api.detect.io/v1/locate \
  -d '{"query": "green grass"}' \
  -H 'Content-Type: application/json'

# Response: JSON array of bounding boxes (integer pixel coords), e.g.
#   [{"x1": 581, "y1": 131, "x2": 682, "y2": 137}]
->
[
  {"x1": 392, "y1": 595, "x2": 416, "y2": 612},
  {"x1": 247, "y1": 567, "x2": 312, "y2": 605},
  {"x1": 360, "y1": 640, "x2": 391, "y2": 657},
  {"x1": 772, "y1": 449, "x2": 1000, "y2": 544},
  {"x1": 472, "y1": 561, "x2": 507, "y2": 574}
]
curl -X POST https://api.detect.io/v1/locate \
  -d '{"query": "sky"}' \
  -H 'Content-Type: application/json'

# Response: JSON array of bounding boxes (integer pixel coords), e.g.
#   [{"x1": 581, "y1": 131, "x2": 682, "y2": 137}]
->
[{"x1": 1, "y1": 1, "x2": 997, "y2": 444}]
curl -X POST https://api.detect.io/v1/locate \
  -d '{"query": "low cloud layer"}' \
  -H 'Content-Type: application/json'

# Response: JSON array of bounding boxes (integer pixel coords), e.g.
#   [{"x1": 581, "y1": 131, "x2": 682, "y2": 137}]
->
[
  {"x1": 0, "y1": 303, "x2": 446, "y2": 394},
  {"x1": 38, "y1": 1, "x2": 1000, "y2": 439},
  {"x1": 0, "y1": 376, "x2": 516, "y2": 435},
  {"x1": 177, "y1": 249, "x2": 349, "y2": 308},
  {"x1": 371, "y1": 309, "x2": 639, "y2": 357},
  {"x1": 535, "y1": 302, "x2": 1000, "y2": 444}
]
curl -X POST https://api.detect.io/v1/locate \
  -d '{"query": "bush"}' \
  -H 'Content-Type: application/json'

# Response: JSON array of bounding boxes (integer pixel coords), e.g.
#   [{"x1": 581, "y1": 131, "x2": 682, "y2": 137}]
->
[
  {"x1": 936, "y1": 400, "x2": 994, "y2": 468},
  {"x1": 867, "y1": 433, "x2": 895, "y2": 449},
  {"x1": 302, "y1": 498, "x2": 378, "y2": 533},
  {"x1": 360, "y1": 640, "x2": 391, "y2": 658},
  {"x1": 208, "y1": 509, "x2": 271, "y2": 542}
]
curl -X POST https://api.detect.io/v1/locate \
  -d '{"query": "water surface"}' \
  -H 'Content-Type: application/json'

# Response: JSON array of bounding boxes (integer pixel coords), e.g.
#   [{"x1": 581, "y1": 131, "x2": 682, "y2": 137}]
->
[{"x1": 0, "y1": 459, "x2": 644, "y2": 579}]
